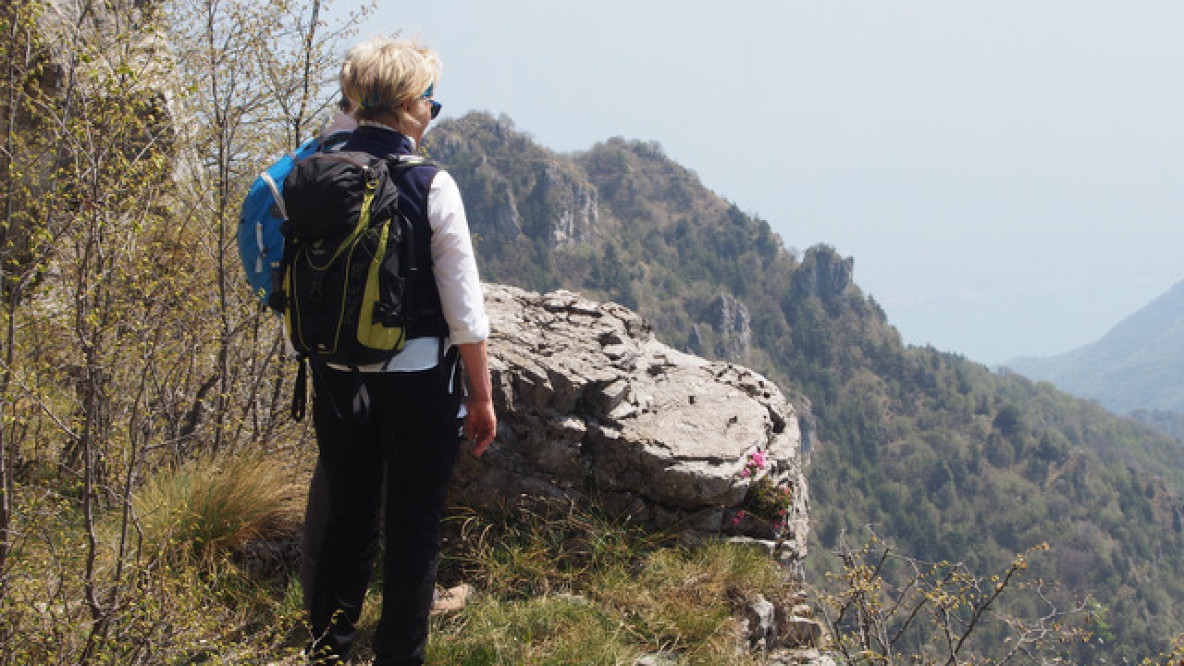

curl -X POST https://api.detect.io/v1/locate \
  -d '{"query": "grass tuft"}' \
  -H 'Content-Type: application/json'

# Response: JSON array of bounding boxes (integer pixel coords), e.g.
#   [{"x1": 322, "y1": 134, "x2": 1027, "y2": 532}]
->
[{"x1": 134, "y1": 451, "x2": 300, "y2": 566}]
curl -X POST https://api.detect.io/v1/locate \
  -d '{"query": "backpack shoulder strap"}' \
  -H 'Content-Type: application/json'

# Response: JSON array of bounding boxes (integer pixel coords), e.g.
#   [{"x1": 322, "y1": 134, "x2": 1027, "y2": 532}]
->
[
  {"x1": 382, "y1": 154, "x2": 436, "y2": 205},
  {"x1": 318, "y1": 130, "x2": 353, "y2": 152}
]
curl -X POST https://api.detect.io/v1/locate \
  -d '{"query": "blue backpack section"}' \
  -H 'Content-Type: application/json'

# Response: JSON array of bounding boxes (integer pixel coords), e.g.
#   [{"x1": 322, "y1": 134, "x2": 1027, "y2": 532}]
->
[{"x1": 238, "y1": 132, "x2": 351, "y2": 308}]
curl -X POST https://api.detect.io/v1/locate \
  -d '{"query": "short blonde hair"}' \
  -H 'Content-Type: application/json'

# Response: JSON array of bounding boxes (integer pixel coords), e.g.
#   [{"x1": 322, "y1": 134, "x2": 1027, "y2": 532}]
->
[{"x1": 340, "y1": 37, "x2": 441, "y2": 125}]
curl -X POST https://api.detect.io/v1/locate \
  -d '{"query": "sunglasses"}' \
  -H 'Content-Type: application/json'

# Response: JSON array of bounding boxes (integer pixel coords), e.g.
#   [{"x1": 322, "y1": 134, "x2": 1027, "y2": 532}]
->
[{"x1": 423, "y1": 84, "x2": 442, "y2": 120}]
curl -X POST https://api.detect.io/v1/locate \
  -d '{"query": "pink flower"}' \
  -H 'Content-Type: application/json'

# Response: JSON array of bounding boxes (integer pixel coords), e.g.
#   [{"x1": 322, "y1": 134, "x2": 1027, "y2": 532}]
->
[{"x1": 751, "y1": 449, "x2": 767, "y2": 470}]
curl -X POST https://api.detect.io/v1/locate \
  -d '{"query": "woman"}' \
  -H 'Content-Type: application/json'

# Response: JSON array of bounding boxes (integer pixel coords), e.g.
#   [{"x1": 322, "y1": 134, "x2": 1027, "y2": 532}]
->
[{"x1": 303, "y1": 36, "x2": 496, "y2": 665}]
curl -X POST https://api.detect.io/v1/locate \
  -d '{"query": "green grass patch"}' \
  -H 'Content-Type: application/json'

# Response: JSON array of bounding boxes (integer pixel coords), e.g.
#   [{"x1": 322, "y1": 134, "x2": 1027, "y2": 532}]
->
[
  {"x1": 428, "y1": 501, "x2": 788, "y2": 665},
  {"x1": 429, "y1": 594, "x2": 636, "y2": 664}
]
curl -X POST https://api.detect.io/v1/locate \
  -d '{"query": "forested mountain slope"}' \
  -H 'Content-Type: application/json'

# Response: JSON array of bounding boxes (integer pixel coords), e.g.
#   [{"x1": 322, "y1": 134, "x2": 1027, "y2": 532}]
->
[{"x1": 425, "y1": 112, "x2": 1184, "y2": 661}]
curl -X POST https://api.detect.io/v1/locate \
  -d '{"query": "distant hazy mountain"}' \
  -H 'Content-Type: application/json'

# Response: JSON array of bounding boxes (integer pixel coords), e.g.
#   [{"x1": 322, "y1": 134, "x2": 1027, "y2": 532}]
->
[{"x1": 1005, "y1": 280, "x2": 1184, "y2": 414}]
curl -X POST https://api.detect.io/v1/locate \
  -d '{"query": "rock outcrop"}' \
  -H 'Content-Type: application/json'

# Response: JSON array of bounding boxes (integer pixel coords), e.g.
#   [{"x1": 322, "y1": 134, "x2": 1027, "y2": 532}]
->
[
  {"x1": 451, "y1": 284, "x2": 809, "y2": 562},
  {"x1": 793, "y1": 245, "x2": 853, "y2": 301},
  {"x1": 530, "y1": 162, "x2": 599, "y2": 247},
  {"x1": 687, "y1": 292, "x2": 752, "y2": 364},
  {"x1": 426, "y1": 114, "x2": 600, "y2": 249},
  {"x1": 711, "y1": 291, "x2": 753, "y2": 361}
]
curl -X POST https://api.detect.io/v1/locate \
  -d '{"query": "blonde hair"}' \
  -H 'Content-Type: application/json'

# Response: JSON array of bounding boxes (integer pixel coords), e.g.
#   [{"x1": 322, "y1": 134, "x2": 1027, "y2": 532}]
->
[{"x1": 340, "y1": 37, "x2": 441, "y2": 128}]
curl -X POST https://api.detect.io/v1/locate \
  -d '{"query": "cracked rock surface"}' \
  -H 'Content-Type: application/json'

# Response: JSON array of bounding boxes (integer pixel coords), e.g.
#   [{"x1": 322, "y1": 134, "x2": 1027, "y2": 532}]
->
[{"x1": 451, "y1": 285, "x2": 809, "y2": 560}]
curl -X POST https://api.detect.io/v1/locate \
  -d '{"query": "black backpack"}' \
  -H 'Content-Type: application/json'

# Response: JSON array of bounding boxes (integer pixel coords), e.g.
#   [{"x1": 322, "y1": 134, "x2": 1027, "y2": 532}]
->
[{"x1": 272, "y1": 151, "x2": 430, "y2": 417}]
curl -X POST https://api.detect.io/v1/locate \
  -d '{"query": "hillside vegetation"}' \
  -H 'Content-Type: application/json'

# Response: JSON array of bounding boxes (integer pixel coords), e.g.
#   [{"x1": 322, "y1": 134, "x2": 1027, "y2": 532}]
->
[{"x1": 426, "y1": 112, "x2": 1184, "y2": 662}]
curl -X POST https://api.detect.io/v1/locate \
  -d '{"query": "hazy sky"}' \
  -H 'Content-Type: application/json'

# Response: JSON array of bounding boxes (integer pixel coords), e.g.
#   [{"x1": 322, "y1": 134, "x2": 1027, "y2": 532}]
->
[{"x1": 342, "y1": 1, "x2": 1184, "y2": 365}]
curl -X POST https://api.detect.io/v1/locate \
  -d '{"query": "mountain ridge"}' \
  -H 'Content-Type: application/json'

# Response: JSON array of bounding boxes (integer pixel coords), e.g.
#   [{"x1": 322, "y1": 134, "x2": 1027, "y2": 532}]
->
[{"x1": 1006, "y1": 279, "x2": 1184, "y2": 414}]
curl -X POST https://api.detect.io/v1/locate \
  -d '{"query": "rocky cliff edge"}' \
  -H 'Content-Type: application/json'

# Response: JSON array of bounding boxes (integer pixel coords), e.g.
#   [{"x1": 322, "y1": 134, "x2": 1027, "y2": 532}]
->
[{"x1": 452, "y1": 284, "x2": 810, "y2": 563}]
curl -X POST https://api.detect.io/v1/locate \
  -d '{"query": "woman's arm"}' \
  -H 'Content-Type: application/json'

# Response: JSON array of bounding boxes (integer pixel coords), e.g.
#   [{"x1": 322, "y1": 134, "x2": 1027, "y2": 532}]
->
[
  {"x1": 456, "y1": 340, "x2": 496, "y2": 456},
  {"x1": 428, "y1": 171, "x2": 496, "y2": 455}
]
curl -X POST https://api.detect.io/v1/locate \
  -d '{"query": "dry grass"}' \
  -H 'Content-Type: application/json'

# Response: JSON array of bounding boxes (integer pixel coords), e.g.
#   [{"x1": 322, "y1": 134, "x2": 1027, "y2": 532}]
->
[{"x1": 134, "y1": 451, "x2": 302, "y2": 567}]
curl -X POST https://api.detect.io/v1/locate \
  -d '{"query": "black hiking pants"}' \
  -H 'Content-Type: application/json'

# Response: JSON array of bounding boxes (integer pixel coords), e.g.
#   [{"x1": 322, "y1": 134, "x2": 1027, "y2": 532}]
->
[{"x1": 304, "y1": 361, "x2": 462, "y2": 665}]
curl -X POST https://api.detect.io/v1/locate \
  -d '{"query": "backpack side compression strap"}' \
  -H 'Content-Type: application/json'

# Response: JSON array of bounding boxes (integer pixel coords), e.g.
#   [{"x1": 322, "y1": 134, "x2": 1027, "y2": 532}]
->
[{"x1": 291, "y1": 356, "x2": 308, "y2": 421}]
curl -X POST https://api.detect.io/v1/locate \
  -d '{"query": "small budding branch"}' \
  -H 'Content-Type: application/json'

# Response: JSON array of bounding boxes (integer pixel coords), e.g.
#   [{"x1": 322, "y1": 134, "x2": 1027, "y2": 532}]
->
[{"x1": 816, "y1": 536, "x2": 1089, "y2": 664}]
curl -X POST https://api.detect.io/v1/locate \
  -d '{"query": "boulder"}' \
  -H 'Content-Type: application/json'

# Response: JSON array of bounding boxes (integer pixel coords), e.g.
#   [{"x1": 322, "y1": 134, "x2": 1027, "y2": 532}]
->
[
  {"x1": 451, "y1": 285, "x2": 809, "y2": 561},
  {"x1": 744, "y1": 594, "x2": 777, "y2": 651}
]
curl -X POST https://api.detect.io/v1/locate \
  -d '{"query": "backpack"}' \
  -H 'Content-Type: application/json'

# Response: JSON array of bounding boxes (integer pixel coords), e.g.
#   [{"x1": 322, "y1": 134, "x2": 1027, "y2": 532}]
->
[
  {"x1": 273, "y1": 151, "x2": 429, "y2": 370},
  {"x1": 237, "y1": 131, "x2": 351, "y2": 309}
]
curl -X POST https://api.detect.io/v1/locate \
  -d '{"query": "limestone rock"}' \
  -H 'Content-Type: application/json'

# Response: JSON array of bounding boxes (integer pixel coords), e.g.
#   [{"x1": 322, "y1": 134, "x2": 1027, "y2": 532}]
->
[
  {"x1": 684, "y1": 293, "x2": 752, "y2": 363},
  {"x1": 536, "y1": 162, "x2": 599, "y2": 248},
  {"x1": 793, "y1": 246, "x2": 853, "y2": 300},
  {"x1": 744, "y1": 594, "x2": 777, "y2": 651},
  {"x1": 780, "y1": 616, "x2": 825, "y2": 649},
  {"x1": 451, "y1": 284, "x2": 809, "y2": 561},
  {"x1": 712, "y1": 292, "x2": 753, "y2": 361}
]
